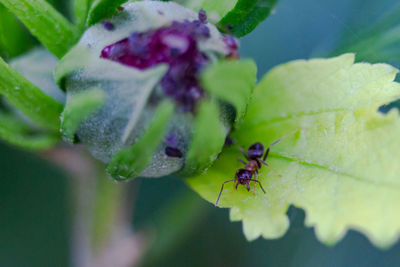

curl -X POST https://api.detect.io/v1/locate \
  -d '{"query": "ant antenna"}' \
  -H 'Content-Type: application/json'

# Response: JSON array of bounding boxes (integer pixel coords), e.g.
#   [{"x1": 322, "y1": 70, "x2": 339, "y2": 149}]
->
[
  {"x1": 239, "y1": 146, "x2": 248, "y2": 160},
  {"x1": 264, "y1": 129, "x2": 299, "y2": 160},
  {"x1": 272, "y1": 129, "x2": 299, "y2": 147},
  {"x1": 216, "y1": 179, "x2": 236, "y2": 206}
]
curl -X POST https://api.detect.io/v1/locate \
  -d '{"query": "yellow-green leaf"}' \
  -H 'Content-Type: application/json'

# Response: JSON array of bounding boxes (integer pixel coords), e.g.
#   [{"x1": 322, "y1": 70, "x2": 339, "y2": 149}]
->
[{"x1": 187, "y1": 54, "x2": 400, "y2": 247}]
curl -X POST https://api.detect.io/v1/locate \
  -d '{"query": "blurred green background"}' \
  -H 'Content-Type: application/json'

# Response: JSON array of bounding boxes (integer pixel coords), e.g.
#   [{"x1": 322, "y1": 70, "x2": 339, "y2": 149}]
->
[{"x1": 2, "y1": 0, "x2": 400, "y2": 266}]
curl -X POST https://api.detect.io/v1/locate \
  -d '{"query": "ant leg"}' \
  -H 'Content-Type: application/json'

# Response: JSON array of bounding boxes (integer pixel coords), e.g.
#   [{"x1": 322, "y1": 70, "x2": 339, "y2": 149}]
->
[
  {"x1": 264, "y1": 129, "x2": 299, "y2": 160},
  {"x1": 259, "y1": 159, "x2": 281, "y2": 177},
  {"x1": 237, "y1": 157, "x2": 247, "y2": 165},
  {"x1": 253, "y1": 172, "x2": 258, "y2": 195},
  {"x1": 263, "y1": 138, "x2": 282, "y2": 160},
  {"x1": 239, "y1": 146, "x2": 249, "y2": 160},
  {"x1": 263, "y1": 138, "x2": 283, "y2": 160},
  {"x1": 246, "y1": 183, "x2": 251, "y2": 192},
  {"x1": 235, "y1": 182, "x2": 239, "y2": 190},
  {"x1": 216, "y1": 179, "x2": 236, "y2": 206},
  {"x1": 249, "y1": 179, "x2": 266, "y2": 194},
  {"x1": 263, "y1": 147, "x2": 270, "y2": 161}
]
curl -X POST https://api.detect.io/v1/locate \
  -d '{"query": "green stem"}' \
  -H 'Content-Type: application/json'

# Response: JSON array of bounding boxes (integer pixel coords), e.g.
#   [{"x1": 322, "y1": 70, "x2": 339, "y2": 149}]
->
[
  {"x1": 91, "y1": 169, "x2": 124, "y2": 251},
  {"x1": 62, "y1": 150, "x2": 129, "y2": 267}
]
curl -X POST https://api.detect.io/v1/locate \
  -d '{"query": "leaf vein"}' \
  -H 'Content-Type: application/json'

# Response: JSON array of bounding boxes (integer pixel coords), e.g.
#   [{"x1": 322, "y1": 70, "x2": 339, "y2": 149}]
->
[{"x1": 270, "y1": 153, "x2": 400, "y2": 189}]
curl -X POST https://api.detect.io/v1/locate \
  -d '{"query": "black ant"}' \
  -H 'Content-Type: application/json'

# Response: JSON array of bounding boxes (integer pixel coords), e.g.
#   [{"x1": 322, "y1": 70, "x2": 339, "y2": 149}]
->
[{"x1": 215, "y1": 137, "x2": 285, "y2": 206}]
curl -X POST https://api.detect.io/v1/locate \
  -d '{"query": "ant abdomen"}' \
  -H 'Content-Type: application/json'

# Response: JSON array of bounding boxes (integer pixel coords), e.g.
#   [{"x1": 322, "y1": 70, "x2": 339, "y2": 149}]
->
[{"x1": 247, "y1": 142, "x2": 265, "y2": 159}]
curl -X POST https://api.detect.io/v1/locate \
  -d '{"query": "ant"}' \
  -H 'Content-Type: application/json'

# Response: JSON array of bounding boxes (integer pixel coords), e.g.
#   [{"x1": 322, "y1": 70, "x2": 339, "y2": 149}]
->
[{"x1": 215, "y1": 137, "x2": 285, "y2": 206}]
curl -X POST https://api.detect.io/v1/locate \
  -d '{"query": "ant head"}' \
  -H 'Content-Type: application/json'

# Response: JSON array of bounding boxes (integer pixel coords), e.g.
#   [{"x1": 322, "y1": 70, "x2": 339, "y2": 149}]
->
[
  {"x1": 247, "y1": 142, "x2": 264, "y2": 159},
  {"x1": 236, "y1": 169, "x2": 252, "y2": 184}
]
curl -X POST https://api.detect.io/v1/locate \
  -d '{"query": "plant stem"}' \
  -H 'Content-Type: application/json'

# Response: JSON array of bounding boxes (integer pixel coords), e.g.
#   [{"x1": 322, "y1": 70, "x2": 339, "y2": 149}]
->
[{"x1": 42, "y1": 146, "x2": 145, "y2": 267}]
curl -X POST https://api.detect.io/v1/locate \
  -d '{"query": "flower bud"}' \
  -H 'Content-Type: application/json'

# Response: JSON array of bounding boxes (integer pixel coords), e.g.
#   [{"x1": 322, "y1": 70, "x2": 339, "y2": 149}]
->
[{"x1": 56, "y1": 1, "x2": 242, "y2": 180}]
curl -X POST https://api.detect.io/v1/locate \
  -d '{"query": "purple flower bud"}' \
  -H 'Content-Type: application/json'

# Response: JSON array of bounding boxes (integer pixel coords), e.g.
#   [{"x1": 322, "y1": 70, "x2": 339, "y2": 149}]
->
[
  {"x1": 56, "y1": 1, "x2": 240, "y2": 178},
  {"x1": 100, "y1": 16, "x2": 217, "y2": 112}
]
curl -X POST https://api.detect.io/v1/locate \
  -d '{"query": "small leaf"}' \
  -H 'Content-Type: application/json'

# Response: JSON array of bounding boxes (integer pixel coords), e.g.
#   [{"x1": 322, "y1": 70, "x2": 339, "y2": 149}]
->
[
  {"x1": 179, "y1": 0, "x2": 237, "y2": 21},
  {"x1": 180, "y1": 100, "x2": 226, "y2": 176},
  {"x1": 86, "y1": 0, "x2": 127, "y2": 26},
  {"x1": 107, "y1": 101, "x2": 174, "y2": 181},
  {"x1": 0, "y1": 0, "x2": 78, "y2": 58},
  {"x1": 179, "y1": 0, "x2": 276, "y2": 36},
  {"x1": 201, "y1": 59, "x2": 257, "y2": 127},
  {"x1": 54, "y1": 45, "x2": 92, "y2": 89},
  {"x1": 61, "y1": 88, "x2": 106, "y2": 143},
  {"x1": 0, "y1": 57, "x2": 63, "y2": 130},
  {"x1": 0, "y1": 113, "x2": 60, "y2": 149},
  {"x1": 188, "y1": 54, "x2": 400, "y2": 247},
  {"x1": 218, "y1": 0, "x2": 278, "y2": 37},
  {"x1": 10, "y1": 48, "x2": 65, "y2": 104}
]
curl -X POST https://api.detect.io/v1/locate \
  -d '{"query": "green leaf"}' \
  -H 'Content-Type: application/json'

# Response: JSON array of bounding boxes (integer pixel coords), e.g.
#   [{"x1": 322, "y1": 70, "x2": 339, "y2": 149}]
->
[
  {"x1": 61, "y1": 88, "x2": 106, "y2": 143},
  {"x1": 201, "y1": 59, "x2": 257, "y2": 127},
  {"x1": 0, "y1": 57, "x2": 63, "y2": 130},
  {"x1": 0, "y1": 0, "x2": 77, "y2": 58},
  {"x1": 0, "y1": 113, "x2": 60, "y2": 149},
  {"x1": 180, "y1": 100, "x2": 226, "y2": 176},
  {"x1": 73, "y1": 0, "x2": 92, "y2": 31},
  {"x1": 0, "y1": 4, "x2": 33, "y2": 58},
  {"x1": 187, "y1": 54, "x2": 400, "y2": 247},
  {"x1": 107, "y1": 101, "x2": 174, "y2": 181},
  {"x1": 86, "y1": 0, "x2": 127, "y2": 26},
  {"x1": 218, "y1": 0, "x2": 278, "y2": 37}
]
